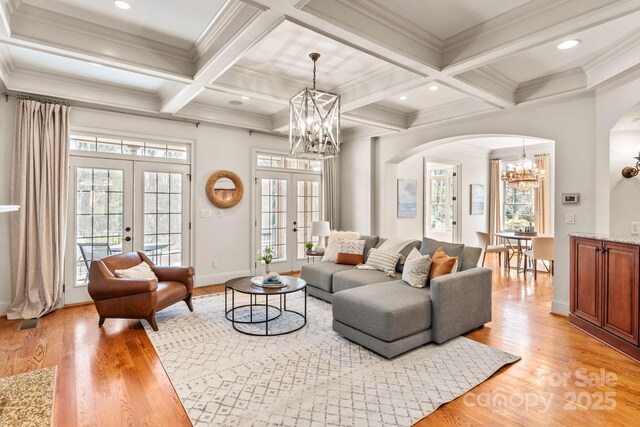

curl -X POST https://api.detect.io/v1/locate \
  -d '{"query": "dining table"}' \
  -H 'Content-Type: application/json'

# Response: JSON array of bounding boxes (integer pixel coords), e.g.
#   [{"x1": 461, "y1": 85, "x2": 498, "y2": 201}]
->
[{"x1": 494, "y1": 231, "x2": 550, "y2": 273}]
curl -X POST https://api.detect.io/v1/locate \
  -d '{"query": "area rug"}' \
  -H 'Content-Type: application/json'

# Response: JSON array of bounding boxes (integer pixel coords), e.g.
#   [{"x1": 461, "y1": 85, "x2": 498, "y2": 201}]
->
[
  {"x1": 145, "y1": 292, "x2": 519, "y2": 426},
  {"x1": 0, "y1": 366, "x2": 56, "y2": 427}
]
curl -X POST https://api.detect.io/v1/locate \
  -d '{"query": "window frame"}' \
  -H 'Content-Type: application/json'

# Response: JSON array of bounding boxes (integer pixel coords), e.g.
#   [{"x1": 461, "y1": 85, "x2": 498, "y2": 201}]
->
[
  {"x1": 501, "y1": 159, "x2": 535, "y2": 228},
  {"x1": 426, "y1": 167, "x2": 455, "y2": 233}
]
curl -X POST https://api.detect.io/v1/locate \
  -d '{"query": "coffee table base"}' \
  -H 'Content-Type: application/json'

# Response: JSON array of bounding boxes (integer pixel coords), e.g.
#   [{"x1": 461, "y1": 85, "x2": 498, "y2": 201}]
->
[{"x1": 229, "y1": 287, "x2": 307, "y2": 336}]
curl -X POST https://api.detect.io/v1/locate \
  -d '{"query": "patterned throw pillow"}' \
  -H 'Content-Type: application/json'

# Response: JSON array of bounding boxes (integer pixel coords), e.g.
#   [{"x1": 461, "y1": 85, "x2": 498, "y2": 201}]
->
[
  {"x1": 402, "y1": 248, "x2": 432, "y2": 288},
  {"x1": 336, "y1": 239, "x2": 365, "y2": 265},
  {"x1": 322, "y1": 231, "x2": 359, "y2": 262},
  {"x1": 428, "y1": 247, "x2": 458, "y2": 280},
  {"x1": 365, "y1": 248, "x2": 402, "y2": 277}
]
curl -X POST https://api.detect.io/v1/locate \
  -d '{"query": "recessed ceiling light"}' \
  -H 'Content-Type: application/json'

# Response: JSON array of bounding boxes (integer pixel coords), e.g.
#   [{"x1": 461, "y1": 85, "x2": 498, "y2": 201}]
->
[
  {"x1": 399, "y1": 95, "x2": 408, "y2": 100},
  {"x1": 429, "y1": 84, "x2": 439, "y2": 91},
  {"x1": 557, "y1": 39, "x2": 580, "y2": 50},
  {"x1": 114, "y1": 1, "x2": 131, "y2": 10},
  {"x1": 241, "y1": 96, "x2": 250, "y2": 100},
  {"x1": 229, "y1": 100, "x2": 243, "y2": 106}
]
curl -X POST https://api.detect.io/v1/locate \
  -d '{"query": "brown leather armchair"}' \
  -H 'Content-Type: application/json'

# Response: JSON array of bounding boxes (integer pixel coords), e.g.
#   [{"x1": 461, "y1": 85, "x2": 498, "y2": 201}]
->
[{"x1": 88, "y1": 251, "x2": 194, "y2": 331}]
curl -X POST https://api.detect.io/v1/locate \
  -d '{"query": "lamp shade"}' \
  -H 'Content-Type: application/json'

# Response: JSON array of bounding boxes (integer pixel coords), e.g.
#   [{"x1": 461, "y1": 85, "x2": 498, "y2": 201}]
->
[{"x1": 310, "y1": 221, "x2": 330, "y2": 237}]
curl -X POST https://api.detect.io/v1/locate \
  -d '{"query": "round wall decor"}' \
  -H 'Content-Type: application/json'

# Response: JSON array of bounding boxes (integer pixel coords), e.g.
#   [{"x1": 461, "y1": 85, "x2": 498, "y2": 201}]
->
[{"x1": 206, "y1": 170, "x2": 244, "y2": 208}]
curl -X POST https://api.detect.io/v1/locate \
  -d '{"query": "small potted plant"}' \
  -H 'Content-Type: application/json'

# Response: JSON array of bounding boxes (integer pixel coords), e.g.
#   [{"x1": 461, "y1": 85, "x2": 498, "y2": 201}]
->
[
  {"x1": 257, "y1": 246, "x2": 274, "y2": 276},
  {"x1": 304, "y1": 241, "x2": 314, "y2": 254}
]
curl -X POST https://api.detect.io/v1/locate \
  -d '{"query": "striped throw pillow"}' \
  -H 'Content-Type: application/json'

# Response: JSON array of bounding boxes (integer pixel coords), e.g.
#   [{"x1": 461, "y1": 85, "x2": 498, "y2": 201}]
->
[
  {"x1": 336, "y1": 239, "x2": 365, "y2": 265},
  {"x1": 365, "y1": 248, "x2": 402, "y2": 277}
]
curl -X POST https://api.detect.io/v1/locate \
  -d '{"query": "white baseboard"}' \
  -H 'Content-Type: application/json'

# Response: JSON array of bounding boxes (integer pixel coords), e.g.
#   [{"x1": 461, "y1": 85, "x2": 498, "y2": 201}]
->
[
  {"x1": 551, "y1": 299, "x2": 570, "y2": 316},
  {"x1": 0, "y1": 300, "x2": 11, "y2": 316},
  {"x1": 195, "y1": 270, "x2": 252, "y2": 287}
]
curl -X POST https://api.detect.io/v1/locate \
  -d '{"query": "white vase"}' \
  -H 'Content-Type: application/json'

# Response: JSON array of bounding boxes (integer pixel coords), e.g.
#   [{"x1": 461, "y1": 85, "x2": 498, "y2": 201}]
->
[{"x1": 263, "y1": 263, "x2": 271, "y2": 277}]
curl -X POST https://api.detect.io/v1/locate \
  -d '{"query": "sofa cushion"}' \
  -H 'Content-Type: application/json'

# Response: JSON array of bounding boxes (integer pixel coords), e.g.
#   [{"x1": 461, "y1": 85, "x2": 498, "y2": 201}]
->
[
  {"x1": 420, "y1": 238, "x2": 465, "y2": 271},
  {"x1": 332, "y1": 268, "x2": 396, "y2": 293},
  {"x1": 461, "y1": 246, "x2": 482, "y2": 271},
  {"x1": 300, "y1": 262, "x2": 353, "y2": 292},
  {"x1": 333, "y1": 281, "x2": 431, "y2": 342},
  {"x1": 375, "y1": 239, "x2": 421, "y2": 273},
  {"x1": 360, "y1": 235, "x2": 380, "y2": 262}
]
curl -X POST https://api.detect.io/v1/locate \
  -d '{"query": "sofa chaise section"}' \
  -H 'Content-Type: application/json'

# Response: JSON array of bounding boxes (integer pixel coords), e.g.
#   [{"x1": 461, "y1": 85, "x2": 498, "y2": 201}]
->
[{"x1": 300, "y1": 262, "x2": 353, "y2": 302}]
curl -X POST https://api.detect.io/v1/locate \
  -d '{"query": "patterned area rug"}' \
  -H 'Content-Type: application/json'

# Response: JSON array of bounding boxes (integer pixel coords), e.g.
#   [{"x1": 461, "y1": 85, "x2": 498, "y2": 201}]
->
[
  {"x1": 0, "y1": 366, "x2": 56, "y2": 427},
  {"x1": 145, "y1": 292, "x2": 519, "y2": 426}
]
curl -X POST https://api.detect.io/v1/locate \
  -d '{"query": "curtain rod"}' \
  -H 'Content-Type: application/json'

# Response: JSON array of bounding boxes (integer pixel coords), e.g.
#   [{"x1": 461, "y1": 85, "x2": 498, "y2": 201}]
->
[{"x1": 16, "y1": 94, "x2": 70, "y2": 106}]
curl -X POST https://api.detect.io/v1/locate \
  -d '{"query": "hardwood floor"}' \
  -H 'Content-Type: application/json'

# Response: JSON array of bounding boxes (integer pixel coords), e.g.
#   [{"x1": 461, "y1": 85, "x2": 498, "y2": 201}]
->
[{"x1": 1, "y1": 257, "x2": 639, "y2": 426}]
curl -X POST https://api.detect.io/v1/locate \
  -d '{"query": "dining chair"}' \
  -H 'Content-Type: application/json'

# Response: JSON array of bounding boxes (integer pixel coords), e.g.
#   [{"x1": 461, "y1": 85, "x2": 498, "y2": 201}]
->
[
  {"x1": 476, "y1": 231, "x2": 510, "y2": 268},
  {"x1": 523, "y1": 236, "x2": 554, "y2": 279}
]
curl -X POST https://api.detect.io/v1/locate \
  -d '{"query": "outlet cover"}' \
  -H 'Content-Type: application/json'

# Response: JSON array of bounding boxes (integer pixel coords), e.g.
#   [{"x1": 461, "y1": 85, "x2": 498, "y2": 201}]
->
[
  {"x1": 632, "y1": 222, "x2": 640, "y2": 236},
  {"x1": 200, "y1": 209, "x2": 212, "y2": 218},
  {"x1": 565, "y1": 213, "x2": 575, "y2": 224},
  {"x1": 212, "y1": 260, "x2": 218, "y2": 268}
]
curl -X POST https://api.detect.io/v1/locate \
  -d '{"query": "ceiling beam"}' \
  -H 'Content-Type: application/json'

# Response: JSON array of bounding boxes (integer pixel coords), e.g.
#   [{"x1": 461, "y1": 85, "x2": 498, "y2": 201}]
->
[
  {"x1": 442, "y1": 0, "x2": 640, "y2": 75},
  {"x1": 584, "y1": 27, "x2": 640, "y2": 88}
]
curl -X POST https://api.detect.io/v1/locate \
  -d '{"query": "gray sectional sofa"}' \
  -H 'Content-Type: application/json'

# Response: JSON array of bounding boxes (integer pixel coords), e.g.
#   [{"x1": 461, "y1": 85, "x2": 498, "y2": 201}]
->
[{"x1": 300, "y1": 237, "x2": 492, "y2": 358}]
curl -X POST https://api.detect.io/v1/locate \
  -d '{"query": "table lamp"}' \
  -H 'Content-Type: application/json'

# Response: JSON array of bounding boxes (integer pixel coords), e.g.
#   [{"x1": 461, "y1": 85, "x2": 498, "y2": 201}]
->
[{"x1": 310, "y1": 221, "x2": 330, "y2": 254}]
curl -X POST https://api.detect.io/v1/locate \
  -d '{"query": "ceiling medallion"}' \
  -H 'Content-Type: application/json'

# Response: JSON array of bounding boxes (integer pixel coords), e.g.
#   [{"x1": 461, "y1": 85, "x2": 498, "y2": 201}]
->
[
  {"x1": 502, "y1": 139, "x2": 545, "y2": 192},
  {"x1": 289, "y1": 53, "x2": 341, "y2": 159}
]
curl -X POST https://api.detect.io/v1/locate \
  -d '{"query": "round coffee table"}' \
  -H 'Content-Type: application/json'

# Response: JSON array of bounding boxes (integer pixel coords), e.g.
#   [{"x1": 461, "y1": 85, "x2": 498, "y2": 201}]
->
[{"x1": 227, "y1": 276, "x2": 307, "y2": 336}]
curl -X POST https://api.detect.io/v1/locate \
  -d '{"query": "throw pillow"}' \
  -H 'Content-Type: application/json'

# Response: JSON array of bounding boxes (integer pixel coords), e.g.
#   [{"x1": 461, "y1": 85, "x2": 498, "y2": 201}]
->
[
  {"x1": 402, "y1": 248, "x2": 432, "y2": 288},
  {"x1": 336, "y1": 239, "x2": 365, "y2": 265},
  {"x1": 365, "y1": 248, "x2": 402, "y2": 277},
  {"x1": 429, "y1": 247, "x2": 458, "y2": 280},
  {"x1": 322, "y1": 231, "x2": 359, "y2": 262},
  {"x1": 420, "y1": 237, "x2": 465, "y2": 271},
  {"x1": 115, "y1": 261, "x2": 158, "y2": 280}
]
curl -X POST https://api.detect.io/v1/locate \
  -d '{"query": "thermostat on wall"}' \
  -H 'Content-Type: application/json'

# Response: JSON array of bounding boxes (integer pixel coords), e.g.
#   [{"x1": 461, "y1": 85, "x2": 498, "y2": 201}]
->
[{"x1": 562, "y1": 193, "x2": 580, "y2": 205}]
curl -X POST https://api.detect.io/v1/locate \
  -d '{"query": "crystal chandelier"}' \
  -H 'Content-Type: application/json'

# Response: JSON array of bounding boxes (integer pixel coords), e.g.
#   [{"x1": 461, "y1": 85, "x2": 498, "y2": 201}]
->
[
  {"x1": 502, "y1": 139, "x2": 545, "y2": 192},
  {"x1": 289, "y1": 53, "x2": 340, "y2": 159}
]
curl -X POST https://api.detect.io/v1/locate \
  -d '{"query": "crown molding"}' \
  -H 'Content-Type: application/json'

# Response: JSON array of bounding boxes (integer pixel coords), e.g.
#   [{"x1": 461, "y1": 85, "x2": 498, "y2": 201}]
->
[
  {"x1": 407, "y1": 98, "x2": 496, "y2": 128},
  {"x1": 177, "y1": 100, "x2": 272, "y2": 131},
  {"x1": 7, "y1": 68, "x2": 160, "y2": 112},
  {"x1": 428, "y1": 141, "x2": 493, "y2": 158},
  {"x1": 584, "y1": 27, "x2": 640, "y2": 88},
  {"x1": 515, "y1": 67, "x2": 586, "y2": 103}
]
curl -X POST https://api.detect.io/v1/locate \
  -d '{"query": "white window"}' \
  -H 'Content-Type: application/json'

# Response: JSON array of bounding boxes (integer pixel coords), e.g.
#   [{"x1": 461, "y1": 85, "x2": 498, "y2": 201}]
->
[
  {"x1": 256, "y1": 153, "x2": 322, "y2": 171},
  {"x1": 502, "y1": 160, "x2": 534, "y2": 230},
  {"x1": 427, "y1": 167, "x2": 454, "y2": 232},
  {"x1": 70, "y1": 135, "x2": 188, "y2": 161}
]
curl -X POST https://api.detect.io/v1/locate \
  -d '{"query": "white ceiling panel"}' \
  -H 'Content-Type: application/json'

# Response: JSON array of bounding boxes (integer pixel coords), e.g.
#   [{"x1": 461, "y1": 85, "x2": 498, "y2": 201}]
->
[
  {"x1": 22, "y1": 0, "x2": 227, "y2": 49},
  {"x1": 8, "y1": 45, "x2": 164, "y2": 92},
  {"x1": 234, "y1": 20, "x2": 390, "y2": 90},
  {"x1": 489, "y1": 11, "x2": 640, "y2": 83},
  {"x1": 193, "y1": 89, "x2": 283, "y2": 116},
  {"x1": 376, "y1": 83, "x2": 469, "y2": 113},
  {"x1": 369, "y1": 0, "x2": 531, "y2": 40}
]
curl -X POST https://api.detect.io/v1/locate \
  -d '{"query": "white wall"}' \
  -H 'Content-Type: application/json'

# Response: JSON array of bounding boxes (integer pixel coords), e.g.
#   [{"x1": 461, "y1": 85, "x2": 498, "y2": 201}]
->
[
  {"x1": 343, "y1": 93, "x2": 597, "y2": 316},
  {"x1": 609, "y1": 130, "x2": 640, "y2": 235},
  {"x1": 0, "y1": 105, "x2": 290, "y2": 314},
  {"x1": 393, "y1": 146, "x2": 490, "y2": 246},
  {"x1": 0, "y1": 97, "x2": 16, "y2": 315}
]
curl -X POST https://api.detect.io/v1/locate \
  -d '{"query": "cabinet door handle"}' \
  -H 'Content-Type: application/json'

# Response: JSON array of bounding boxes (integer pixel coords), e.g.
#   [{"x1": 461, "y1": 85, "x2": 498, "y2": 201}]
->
[{"x1": 595, "y1": 247, "x2": 600, "y2": 252}]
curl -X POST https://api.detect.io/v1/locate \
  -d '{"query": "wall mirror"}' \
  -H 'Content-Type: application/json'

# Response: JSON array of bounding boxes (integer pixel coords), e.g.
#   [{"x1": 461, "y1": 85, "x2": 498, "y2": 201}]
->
[{"x1": 206, "y1": 170, "x2": 244, "y2": 208}]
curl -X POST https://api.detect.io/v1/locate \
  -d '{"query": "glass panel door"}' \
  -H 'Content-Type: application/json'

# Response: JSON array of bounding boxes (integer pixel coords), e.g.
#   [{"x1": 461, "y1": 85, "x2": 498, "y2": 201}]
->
[
  {"x1": 255, "y1": 171, "x2": 291, "y2": 273},
  {"x1": 293, "y1": 174, "x2": 321, "y2": 271},
  {"x1": 135, "y1": 162, "x2": 191, "y2": 267},
  {"x1": 65, "y1": 157, "x2": 133, "y2": 304}
]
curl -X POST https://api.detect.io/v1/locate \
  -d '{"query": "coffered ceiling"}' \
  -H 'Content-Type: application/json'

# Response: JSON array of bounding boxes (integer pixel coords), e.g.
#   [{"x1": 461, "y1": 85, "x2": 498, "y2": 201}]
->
[{"x1": 0, "y1": 0, "x2": 639, "y2": 139}]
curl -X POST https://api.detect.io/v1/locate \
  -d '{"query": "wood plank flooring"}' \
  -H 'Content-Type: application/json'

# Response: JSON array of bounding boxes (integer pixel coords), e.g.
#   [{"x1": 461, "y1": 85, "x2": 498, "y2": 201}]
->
[{"x1": 1, "y1": 256, "x2": 639, "y2": 426}]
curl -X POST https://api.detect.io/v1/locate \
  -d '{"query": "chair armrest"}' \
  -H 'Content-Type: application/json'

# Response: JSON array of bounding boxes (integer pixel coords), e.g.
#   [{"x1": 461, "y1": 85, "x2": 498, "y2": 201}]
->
[
  {"x1": 152, "y1": 266, "x2": 195, "y2": 291},
  {"x1": 88, "y1": 260, "x2": 158, "y2": 301},
  {"x1": 429, "y1": 267, "x2": 492, "y2": 343}
]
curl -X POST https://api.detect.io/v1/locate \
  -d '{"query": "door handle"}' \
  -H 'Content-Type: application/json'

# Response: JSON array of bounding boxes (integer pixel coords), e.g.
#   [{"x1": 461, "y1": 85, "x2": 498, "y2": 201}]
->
[
  {"x1": 125, "y1": 227, "x2": 131, "y2": 232},
  {"x1": 125, "y1": 236, "x2": 132, "y2": 242},
  {"x1": 594, "y1": 247, "x2": 600, "y2": 252},
  {"x1": 293, "y1": 228, "x2": 298, "y2": 232}
]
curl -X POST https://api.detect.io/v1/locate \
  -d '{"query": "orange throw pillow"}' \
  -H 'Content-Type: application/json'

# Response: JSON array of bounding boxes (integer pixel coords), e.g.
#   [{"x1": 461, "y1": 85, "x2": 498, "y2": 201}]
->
[
  {"x1": 336, "y1": 253, "x2": 364, "y2": 265},
  {"x1": 429, "y1": 247, "x2": 458, "y2": 280}
]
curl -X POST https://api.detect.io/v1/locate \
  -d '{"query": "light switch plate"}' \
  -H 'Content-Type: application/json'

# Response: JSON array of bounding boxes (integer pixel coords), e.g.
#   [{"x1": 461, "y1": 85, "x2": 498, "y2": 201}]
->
[
  {"x1": 631, "y1": 222, "x2": 640, "y2": 236},
  {"x1": 200, "y1": 209, "x2": 212, "y2": 218},
  {"x1": 218, "y1": 209, "x2": 224, "y2": 218},
  {"x1": 565, "y1": 212, "x2": 575, "y2": 224}
]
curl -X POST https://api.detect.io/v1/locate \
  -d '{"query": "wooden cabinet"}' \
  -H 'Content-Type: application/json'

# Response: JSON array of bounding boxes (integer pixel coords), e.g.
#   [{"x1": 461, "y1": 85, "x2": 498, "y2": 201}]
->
[{"x1": 570, "y1": 237, "x2": 640, "y2": 362}]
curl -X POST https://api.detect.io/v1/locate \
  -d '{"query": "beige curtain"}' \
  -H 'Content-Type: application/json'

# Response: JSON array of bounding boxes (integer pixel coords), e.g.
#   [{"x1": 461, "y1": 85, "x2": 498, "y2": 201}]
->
[
  {"x1": 488, "y1": 159, "x2": 502, "y2": 244},
  {"x1": 323, "y1": 156, "x2": 340, "y2": 229},
  {"x1": 534, "y1": 154, "x2": 550, "y2": 234},
  {"x1": 8, "y1": 98, "x2": 70, "y2": 320}
]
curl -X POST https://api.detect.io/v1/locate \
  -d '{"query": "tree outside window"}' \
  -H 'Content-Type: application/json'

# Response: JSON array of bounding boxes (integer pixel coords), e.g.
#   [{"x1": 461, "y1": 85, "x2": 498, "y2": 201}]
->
[{"x1": 502, "y1": 160, "x2": 534, "y2": 231}]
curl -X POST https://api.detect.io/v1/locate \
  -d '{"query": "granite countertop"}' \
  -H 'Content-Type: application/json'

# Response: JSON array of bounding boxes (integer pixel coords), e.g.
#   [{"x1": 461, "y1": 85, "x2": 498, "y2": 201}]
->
[{"x1": 568, "y1": 232, "x2": 640, "y2": 245}]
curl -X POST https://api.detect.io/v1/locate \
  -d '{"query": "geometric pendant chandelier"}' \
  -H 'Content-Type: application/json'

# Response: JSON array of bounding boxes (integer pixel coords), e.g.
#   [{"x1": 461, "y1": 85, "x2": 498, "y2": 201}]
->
[
  {"x1": 289, "y1": 53, "x2": 341, "y2": 159},
  {"x1": 501, "y1": 138, "x2": 545, "y2": 192}
]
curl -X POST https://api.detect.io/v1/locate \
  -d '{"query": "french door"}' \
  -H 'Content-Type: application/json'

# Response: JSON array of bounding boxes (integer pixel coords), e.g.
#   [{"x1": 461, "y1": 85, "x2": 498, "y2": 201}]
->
[
  {"x1": 65, "y1": 156, "x2": 190, "y2": 304},
  {"x1": 254, "y1": 171, "x2": 322, "y2": 273}
]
